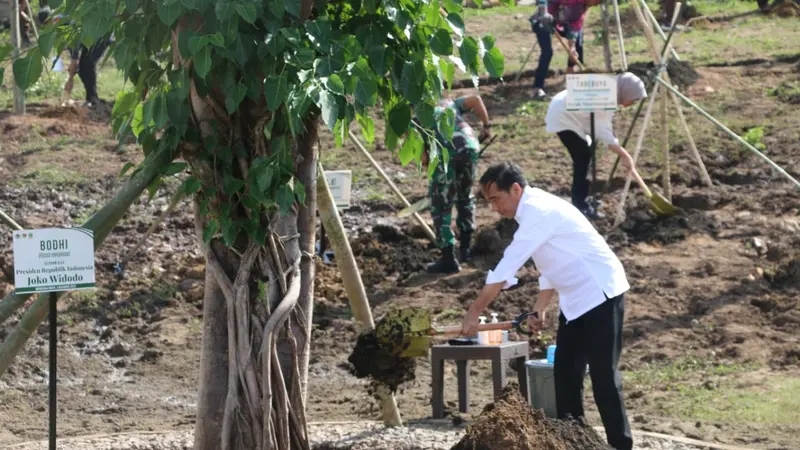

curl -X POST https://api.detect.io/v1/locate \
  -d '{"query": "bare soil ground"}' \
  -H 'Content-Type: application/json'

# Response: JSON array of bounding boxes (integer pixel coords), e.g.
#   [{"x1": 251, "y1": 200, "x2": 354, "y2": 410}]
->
[{"x1": 2, "y1": 4, "x2": 800, "y2": 450}]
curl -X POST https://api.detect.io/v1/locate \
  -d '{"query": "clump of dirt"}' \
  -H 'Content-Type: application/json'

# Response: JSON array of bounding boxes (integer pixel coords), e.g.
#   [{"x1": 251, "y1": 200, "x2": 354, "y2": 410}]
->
[
  {"x1": 451, "y1": 384, "x2": 607, "y2": 450},
  {"x1": 611, "y1": 208, "x2": 721, "y2": 245},
  {"x1": 768, "y1": 80, "x2": 800, "y2": 104},
  {"x1": 345, "y1": 328, "x2": 416, "y2": 393},
  {"x1": 627, "y1": 59, "x2": 700, "y2": 88},
  {"x1": 471, "y1": 218, "x2": 518, "y2": 267},
  {"x1": 39, "y1": 104, "x2": 88, "y2": 121},
  {"x1": 350, "y1": 226, "x2": 429, "y2": 286},
  {"x1": 766, "y1": 257, "x2": 800, "y2": 289}
]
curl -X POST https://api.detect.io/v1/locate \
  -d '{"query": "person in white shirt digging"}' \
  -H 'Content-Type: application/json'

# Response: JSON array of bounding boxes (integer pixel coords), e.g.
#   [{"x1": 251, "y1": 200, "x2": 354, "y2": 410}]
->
[
  {"x1": 545, "y1": 72, "x2": 647, "y2": 220},
  {"x1": 461, "y1": 161, "x2": 633, "y2": 450}
]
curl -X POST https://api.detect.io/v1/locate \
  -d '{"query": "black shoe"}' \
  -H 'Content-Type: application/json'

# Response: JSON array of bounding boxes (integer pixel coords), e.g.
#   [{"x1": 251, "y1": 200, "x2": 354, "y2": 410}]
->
[
  {"x1": 427, "y1": 245, "x2": 461, "y2": 274},
  {"x1": 582, "y1": 206, "x2": 605, "y2": 220},
  {"x1": 459, "y1": 232, "x2": 472, "y2": 263}
]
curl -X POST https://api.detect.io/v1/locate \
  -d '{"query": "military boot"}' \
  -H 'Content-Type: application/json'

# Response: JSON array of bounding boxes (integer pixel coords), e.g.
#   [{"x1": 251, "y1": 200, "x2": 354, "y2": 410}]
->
[
  {"x1": 459, "y1": 232, "x2": 473, "y2": 263},
  {"x1": 427, "y1": 245, "x2": 461, "y2": 274}
]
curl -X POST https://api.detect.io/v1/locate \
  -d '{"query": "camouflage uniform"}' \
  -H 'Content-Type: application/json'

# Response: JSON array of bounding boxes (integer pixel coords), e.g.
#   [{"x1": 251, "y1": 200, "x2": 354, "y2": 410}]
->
[{"x1": 428, "y1": 98, "x2": 480, "y2": 249}]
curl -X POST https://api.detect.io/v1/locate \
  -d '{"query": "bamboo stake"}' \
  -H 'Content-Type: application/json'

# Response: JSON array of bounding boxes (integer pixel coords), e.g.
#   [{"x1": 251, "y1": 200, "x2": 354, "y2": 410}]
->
[
  {"x1": 639, "y1": 0, "x2": 681, "y2": 61},
  {"x1": 316, "y1": 165, "x2": 403, "y2": 427},
  {"x1": 514, "y1": 42, "x2": 538, "y2": 83},
  {"x1": 601, "y1": 0, "x2": 613, "y2": 72},
  {"x1": 612, "y1": 0, "x2": 627, "y2": 70},
  {"x1": 349, "y1": 135, "x2": 437, "y2": 243},
  {"x1": 613, "y1": 82, "x2": 661, "y2": 226},
  {"x1": 11, "y1": 0, "x2": 25, "y2": 114},
  {"x1": 0, "y1": 210, "x2": 23, "y2": 231},
  {"x1": 660, "y1": 81, "x2": 670, "y2": 201},
  {"x1": 669, "y1": 91, "x2": 713, "y2": 186},
  {"x1": 657, "y1": 78, "x2": 800, "y2": 190}
]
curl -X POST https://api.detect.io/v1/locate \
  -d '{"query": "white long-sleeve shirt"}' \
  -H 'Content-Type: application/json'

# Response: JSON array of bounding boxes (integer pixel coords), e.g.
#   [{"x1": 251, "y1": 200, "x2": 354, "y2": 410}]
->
[
  {"x1": 485, "y1": 186, "x2": 629, "y2": 321},
  {"x1": 545, "y1": 90, "x2": 619, "y2": 147}
]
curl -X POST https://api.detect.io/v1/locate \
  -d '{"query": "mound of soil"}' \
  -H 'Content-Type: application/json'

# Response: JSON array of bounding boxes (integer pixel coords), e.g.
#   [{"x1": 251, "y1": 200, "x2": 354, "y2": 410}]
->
[
  {"x1": 767, "y1": 257, "x2": 800, "y2": 289},
  {"x1": 451, "y1": 384, "x2": 608, "y2": 450},
  {"x1": 769, "y1": 80, "x2": 800, "y2": 105},
  {"x1": 345, "y1": 328, "x2": 416, "y2": 393},
  {"x1": 627, "y1": 59, "x2": 700, "y2": 88},
  {"x1": 611, "y1": 208, "x2": 721, "y2": 246},
  {"x1": 350, "y1": 226, "x2": 430, "y2": 286}
]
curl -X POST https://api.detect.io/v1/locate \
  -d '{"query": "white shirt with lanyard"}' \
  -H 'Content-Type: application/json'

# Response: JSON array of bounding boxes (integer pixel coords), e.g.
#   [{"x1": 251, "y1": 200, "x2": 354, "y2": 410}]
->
[{"x1": 485, "y1": 186, "x2": 629, "y2": 321}]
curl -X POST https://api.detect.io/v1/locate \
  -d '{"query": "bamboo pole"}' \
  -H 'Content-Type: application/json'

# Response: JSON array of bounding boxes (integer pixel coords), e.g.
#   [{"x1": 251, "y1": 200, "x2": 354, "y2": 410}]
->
[
  {"x1": 11, "y1": 0, "x2": 25, "y2": 114},
  {"x1": 612, "y1": 0, "x2": 627, "y2": 70},
  {"x1": 349, "y1": 135, "x2": 437, "y2": 243},
  {"x1": 0, "y1": 146, "x2": 176, "y2": 375},
  {"x1": 0, "y1": 210, "x2": 23, "y2": 231},
  {"x1": 639, "y1": 0, "x2": 681, "y2": 61},
  {"x1": 316, "y1": 165, "x2": 403, "y2": 427},
  {"x1": 669, "y1": 90, "x2": 713, "y2": 186},
  {"x1": 660, "y1": 81, "x2": 670, "y2": 201},
  {"x1": 613, "y1": 82, "x2": 662, "y2": 226},
  {"x1": 657, "y1": 78, "x2": 800, "y2": 190},
  {"x1": 515, "y1": 42, "x2": 538, "y2": 83},
  {"x1": 601, "y1": 0, "x2": 613, "y2": 72}
]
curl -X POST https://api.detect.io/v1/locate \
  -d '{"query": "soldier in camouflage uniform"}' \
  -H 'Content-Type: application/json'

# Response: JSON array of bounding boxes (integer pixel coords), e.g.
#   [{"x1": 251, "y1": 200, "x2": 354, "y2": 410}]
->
[{"x1": 421, "y1": 95, "x2": 492, "y2": 274}]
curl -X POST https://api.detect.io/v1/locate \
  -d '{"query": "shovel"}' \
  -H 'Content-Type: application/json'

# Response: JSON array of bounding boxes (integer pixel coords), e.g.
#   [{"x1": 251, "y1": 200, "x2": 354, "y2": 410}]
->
[
  {"x1": 396, "y1": 134, "x2": 499, "y2": 218},
  {"x1": 629, "y1": 167, "x2": 676, "y2": 215},
  {"x1": 375, "y1": 307, "x2": 535, "y2": 358}
]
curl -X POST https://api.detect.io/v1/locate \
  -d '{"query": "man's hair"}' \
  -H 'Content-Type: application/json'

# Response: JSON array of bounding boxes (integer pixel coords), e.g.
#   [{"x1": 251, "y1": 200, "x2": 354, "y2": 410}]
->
[{"x1": 479, "y1": 162, "x2": 527, "y2": 192}]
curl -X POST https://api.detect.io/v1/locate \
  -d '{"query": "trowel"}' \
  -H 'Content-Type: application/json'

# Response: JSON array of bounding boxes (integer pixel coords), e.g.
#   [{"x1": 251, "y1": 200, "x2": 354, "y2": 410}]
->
[{"x1": 376, "y1": 307, "x2": 535, "y2": 358}]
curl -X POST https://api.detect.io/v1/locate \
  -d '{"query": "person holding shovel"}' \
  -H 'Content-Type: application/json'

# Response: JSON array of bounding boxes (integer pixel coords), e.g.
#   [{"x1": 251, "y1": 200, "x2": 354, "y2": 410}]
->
[
  {"x1": 529, "y1": 0, "x2": 589, "y2": 101},
  {"x1": 417, "y1": 94, "x2": 492, "y2": 274},
  {"x1": 544, "y1": 72, "x2": 647, "y2": 219},
  {"x1": 460, "y1": 161, "x2": 633, "y2": 450}
]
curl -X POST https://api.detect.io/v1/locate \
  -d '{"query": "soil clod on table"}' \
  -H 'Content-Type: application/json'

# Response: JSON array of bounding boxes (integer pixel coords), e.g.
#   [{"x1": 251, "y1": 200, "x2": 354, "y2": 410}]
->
[
  {"x1": 450, "y1": 384, "x2": 608, "y2": 450},
  {"x1": 346, "y1": 328, "x2": 416, "y2": 392}
]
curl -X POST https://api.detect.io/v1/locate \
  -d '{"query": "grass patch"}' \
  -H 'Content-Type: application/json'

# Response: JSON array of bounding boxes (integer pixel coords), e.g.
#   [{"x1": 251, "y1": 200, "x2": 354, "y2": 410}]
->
[
  {"x1": 624, "y1": 358, "x2": 800, "y2": 426},
  {"x1": 11, "y1": 167, "x2": 88, "y2": 186}
]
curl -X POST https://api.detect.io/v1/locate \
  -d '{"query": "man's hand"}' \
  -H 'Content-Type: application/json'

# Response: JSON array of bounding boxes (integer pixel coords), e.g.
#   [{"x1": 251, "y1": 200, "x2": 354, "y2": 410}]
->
[
  {"x1": 479, "y1": 124, "x2": 492, "y2": 143},
  {"x1": 460, "y1": 307, "x2": 483, "y2": 337},
  {"x1": 620, "y1": 151, "x2": 635, "y2": 173},
  {"x1": 527, "y1": 311, "x2": 546, "y2": 334}
]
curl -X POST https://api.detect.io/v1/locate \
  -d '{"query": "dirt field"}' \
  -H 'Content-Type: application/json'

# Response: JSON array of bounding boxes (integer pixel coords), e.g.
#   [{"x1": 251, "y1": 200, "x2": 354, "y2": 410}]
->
[{"x1": 2, "y1": 2, "x2": 800, "y2": 449}]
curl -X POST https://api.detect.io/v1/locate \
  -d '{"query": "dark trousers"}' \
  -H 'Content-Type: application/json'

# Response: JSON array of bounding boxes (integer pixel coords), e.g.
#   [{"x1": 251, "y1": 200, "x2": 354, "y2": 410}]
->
[
  {"x1": 557, "y1": 130, "x2": 593, "y2": 212},
  {"x1": 77, "y1": 40, "x2": 110, "y2": 103},
  {"x1": 533, "y1": 27, "x2": 584, "y2": 90},
  {"x1": 554, "y1": 294, "x2": 632, "y2": 450}
]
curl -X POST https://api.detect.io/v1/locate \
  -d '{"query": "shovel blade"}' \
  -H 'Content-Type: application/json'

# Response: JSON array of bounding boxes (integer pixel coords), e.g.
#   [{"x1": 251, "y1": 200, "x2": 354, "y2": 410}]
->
[
  {"x1": 376, "y1": 308, "x2": 433, "y2": 356},
  {"x1": 397, "y1": 198, "x2": 431, "y2": 218},
  {"x1": 398, "y1": 336, "x2": 433, "y2": 358},
  {"x1": 649, "y1": 192, "x2": 677, "y2": 216}
]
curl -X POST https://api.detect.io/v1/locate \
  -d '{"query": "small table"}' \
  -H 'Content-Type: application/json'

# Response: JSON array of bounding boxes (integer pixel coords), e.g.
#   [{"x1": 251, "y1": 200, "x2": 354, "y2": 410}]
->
[{"x1": 430, "y1": 341, "x2": 529, "y2": 418}]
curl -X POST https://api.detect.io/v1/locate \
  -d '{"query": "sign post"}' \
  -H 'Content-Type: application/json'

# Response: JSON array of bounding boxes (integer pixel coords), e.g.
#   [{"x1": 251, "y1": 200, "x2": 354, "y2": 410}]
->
[
  {"x1": 318, "y1": 171, "x2": 352, "y2": 259},
  {"x1": 566, "y1": 74, "x2": 618, "y2": 208},
  {"x1": 12, "y1": 228, "x2": 96, "y2": 450}
]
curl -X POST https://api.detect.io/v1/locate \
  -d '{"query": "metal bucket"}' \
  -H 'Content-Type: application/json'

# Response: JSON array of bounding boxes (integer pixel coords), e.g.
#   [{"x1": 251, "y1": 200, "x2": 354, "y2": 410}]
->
[{"x1": 525, "y1": 359, "x2": 557, "y2": 418}]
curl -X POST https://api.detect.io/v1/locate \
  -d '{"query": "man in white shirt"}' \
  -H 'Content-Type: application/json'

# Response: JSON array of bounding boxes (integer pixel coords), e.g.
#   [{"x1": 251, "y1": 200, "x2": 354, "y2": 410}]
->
[
  {"x1": 461, "y1": 161, "x2": 633, "y2": 450},
  {"x1": 544, "y1": 72, "x2": 647, "y2": 220}
]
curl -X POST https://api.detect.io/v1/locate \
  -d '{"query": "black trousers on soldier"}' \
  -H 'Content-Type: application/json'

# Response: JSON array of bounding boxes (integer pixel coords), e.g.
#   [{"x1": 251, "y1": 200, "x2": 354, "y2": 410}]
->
[
  {"x1": 76, "y1": 39, "x2": 110, "y2": 103},
  {"x1": 557, "y1": 130, "x2": 593, "y2": 213},
  {"x1": 554, "y1": 294, "x2": 633, "y2": 450}
]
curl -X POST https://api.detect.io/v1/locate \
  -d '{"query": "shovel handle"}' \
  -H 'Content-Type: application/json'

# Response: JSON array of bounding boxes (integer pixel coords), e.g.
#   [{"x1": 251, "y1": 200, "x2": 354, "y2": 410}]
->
[{"x1": 434, "y1": 312, "x2": 536, "y2": 336}]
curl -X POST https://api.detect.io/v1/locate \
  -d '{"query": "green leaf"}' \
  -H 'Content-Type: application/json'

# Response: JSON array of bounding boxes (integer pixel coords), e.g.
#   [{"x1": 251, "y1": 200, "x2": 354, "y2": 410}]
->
[
  {"x1": 400, "y1": 60, "x2": 425, "y2": 104},
  {"x1": 157, "y1": 1, "x2": 184, "y2": 26},
  {"x1": 442, "y1": 0, "x2": 462, "y2": 13},
  {"x1": 13, "y1": 50, "x2": 43, "y2": 91},
  {"x1": 182, "y1": 176, "x2": 202, "y2": 195},
  {"x1": 285, "y1": 0, "x2": 300, "y2": 17},
  {"x1": 153, "y1": 95, "x2": 170, "y2": 128},
  {"x1": 208, "y1": 32, "x2": 226, "y2": 47},
  {"x1": 385, "y1": 124, "x2": 398, "y2": 151},
  {"x1": 256, "y1": 165, "x2": 274, "y2": 193},
  {"x1": 36, "y1": 32, "x2": 56, "y2": 58},
  {"x1": 264, "y1": 74, "x2": 288, "y2": 111},
  {"x1": 318, "y1": 91, "x2": 339, "y2": 131},
  {"x1": 306, "y1": 19, "x2": 332, "y2": 50},
  {"x1": 290, "y1": 48, "x2": 316, "y2": 69},
  {"x1": 112, "y1": 91, "x2": 139, "y2": 118},
  {"x1": 216, "y1": 0, "x2": 237, "y2": 20},
  {"x1": 276, "y1": 184, "x2": 294, "y2": 215},
  {"x1": 326, "y1": 74, "x2": 345, "y2": 95},
  {"x1": 388, "y1": 103, "x2": 411, "y2": 137},
  {"x1": 428, "y1": 155, "x2": 440, "y2": 179},
  {"x1": 355, "y1": 77, "x2": 377, "y2": 107},
  {"x1": 203, "y1": 218, "x2": 219, "y2": 243},
  {"x1": 482, "y1": 35, "x2": 496, "y2": 50},
  {"x1": 446, "y1": 13, "x2": 465, "y2": 37},
  {"x1": 131, "y1": 103, "x2": 145, "y2": 138},
  {"x1": 236, "y1": 2, "x2": 258, "y2": 23},
  {"x1": 399, "y1": 128, "x2": 423, "y2": 166},
  {"x1": 473, "y1": 0, "x2": 483, "y2": 7},
  {"x1": 294, "y1": 180, "x2": 306, "y2": 205},
  {"x1": 194, "y1": 47, "x2": 212, "y2": 79},
  {"x1": 416, "y1": 102, "x2": 436, "y2": 128},
  {"x1": 483, "y1": 46, "x2": 505, "y2": 78},
  {"x1": 147, "y1": 177, "x2": 163, "y2": 201},
  {"x1": 430, "y1": 29, "x2": 454, "y2": 56},
  {"x1": 225, "y1": 82, "x2": 248, "y2": 114},
  {"x1": 357, "y1": 114, "x2": 375, "y2": 144},
  {"x1": 124, "y1": 0, "x2": 139, "y2": 14},
  {"x1": 459, "y1": 37, "x2": 480, "y2": 74},
  {"x1": 437, "y1": 108, "x2": 456, "y2": 141},
  {"x1": 120, "y1": 162, "x2": 136, "y2": 177},
  {"x1": 189, "y1": 35, "x2": 207, "y2": 55},
  {"x1": 165, "y1": 162, "x2": 188, "y2": 176},
  {"x1": 0, "y1": 44, "x2": 12, "y2": 62},
  {"x1": 267, "y1": 0, "x2": 285, "y2": 19}
]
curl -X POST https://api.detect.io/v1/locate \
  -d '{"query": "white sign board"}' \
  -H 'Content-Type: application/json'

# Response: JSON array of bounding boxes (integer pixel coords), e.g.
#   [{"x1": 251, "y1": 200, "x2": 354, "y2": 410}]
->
[
  {"x1": 566, "y1": 74, "x2": 618, "y2": 112},
  {"x1": 324, "y1": 170, "x2": 353, "y2": 209},
  {"x1": 12, "y1": 228, "x2": 96, "y2": 294}
]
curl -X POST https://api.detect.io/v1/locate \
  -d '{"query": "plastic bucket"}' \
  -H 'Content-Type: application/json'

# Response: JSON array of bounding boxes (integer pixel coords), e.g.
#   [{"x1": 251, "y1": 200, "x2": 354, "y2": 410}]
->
[{"x1": 525, "y1": 359, "x2": 557, "y2": 418}]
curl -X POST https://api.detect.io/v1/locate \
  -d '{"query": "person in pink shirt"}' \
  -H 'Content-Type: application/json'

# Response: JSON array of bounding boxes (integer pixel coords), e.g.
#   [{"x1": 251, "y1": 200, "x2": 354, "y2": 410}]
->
[{"x1": 529, "y1": 0, "x2": 589, "y2": 100}]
